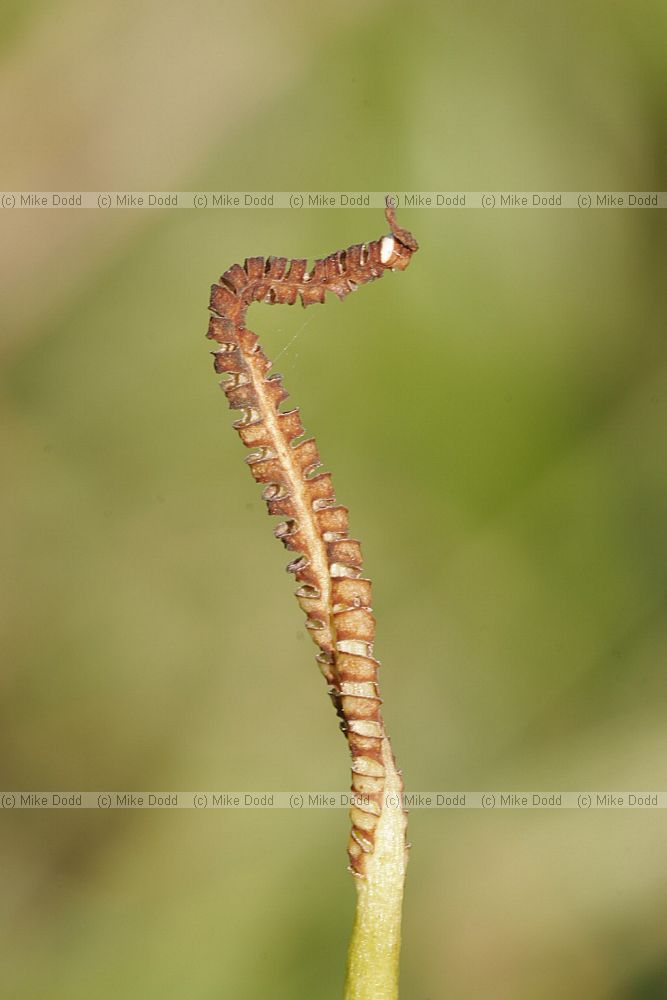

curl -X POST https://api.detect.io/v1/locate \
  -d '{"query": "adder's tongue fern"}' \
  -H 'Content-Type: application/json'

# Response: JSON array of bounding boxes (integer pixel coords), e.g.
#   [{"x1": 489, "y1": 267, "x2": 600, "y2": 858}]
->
[{"x1": 205, "y1": 204, "x2": 418, "y2": 1000}]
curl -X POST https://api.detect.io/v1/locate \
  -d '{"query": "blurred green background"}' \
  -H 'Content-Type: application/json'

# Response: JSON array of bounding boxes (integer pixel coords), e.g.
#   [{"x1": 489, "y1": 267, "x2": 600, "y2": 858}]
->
[{"x1": 1, "y1": 1, "x2": 667, "y2": 997}]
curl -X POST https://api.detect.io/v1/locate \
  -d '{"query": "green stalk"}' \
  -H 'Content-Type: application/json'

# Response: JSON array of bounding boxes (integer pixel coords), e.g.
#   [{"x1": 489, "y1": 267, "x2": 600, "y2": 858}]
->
[{"x1": 344, "y1": 738, "x2": 408, "y2": 999}]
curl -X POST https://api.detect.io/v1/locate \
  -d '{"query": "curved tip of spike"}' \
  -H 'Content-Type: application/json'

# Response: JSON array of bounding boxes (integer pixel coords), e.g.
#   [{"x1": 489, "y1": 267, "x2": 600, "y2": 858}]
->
[{"x1": 384, "y1": 199, "x2": 419, "y2": 253}]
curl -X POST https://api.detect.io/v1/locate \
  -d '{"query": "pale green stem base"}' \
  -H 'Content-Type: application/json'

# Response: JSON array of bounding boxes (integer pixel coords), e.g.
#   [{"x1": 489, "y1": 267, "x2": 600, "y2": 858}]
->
[{"x1": 344, "y1": 738, "x2": 408, "y2": 1000}]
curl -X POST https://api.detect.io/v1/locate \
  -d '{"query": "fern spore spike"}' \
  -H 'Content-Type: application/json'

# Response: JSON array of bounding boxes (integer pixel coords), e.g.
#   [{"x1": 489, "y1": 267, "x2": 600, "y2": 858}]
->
[{"x1": 206, "y1": 203, "x2": 418, "y2": 999}]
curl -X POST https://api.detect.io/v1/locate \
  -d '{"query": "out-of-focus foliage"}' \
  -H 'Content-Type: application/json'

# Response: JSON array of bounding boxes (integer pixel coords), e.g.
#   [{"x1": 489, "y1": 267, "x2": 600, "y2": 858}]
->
[{"x1": 1, "y1": 2, "x2": 666, "y2": 997}]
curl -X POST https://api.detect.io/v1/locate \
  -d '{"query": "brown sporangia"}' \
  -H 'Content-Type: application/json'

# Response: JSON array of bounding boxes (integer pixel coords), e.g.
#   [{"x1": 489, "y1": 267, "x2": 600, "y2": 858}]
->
[{"x1": 206, "y1": 204, "x2": 418, "y2": 875}]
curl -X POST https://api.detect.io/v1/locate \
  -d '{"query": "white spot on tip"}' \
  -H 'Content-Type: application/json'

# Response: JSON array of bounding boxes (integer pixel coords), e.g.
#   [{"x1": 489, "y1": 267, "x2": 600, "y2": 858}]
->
[{"x1": 380, "y1": 236, "x2": 395, "y2": 264}]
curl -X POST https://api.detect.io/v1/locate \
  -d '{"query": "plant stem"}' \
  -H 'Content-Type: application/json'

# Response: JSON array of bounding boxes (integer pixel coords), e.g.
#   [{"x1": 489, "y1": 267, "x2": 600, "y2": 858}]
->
[{"x1": 344, "y1": 737, "x2": 407, "y2": 999}]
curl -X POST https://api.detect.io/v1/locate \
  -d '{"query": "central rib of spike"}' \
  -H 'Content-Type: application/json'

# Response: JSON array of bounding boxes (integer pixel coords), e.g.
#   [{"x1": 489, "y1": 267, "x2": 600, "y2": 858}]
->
[{"x1": 246, "y1": 341, "x2": 335, "y2": 658}]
